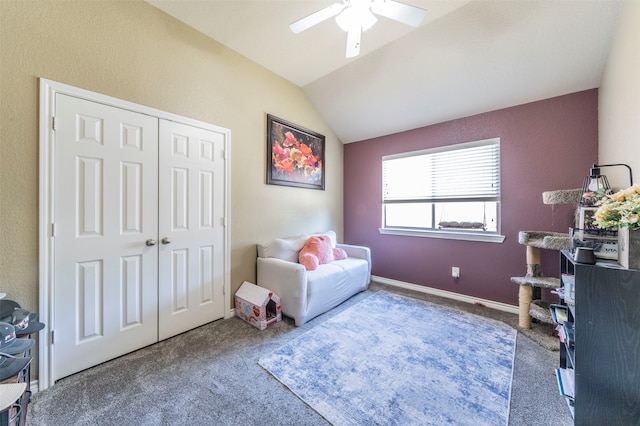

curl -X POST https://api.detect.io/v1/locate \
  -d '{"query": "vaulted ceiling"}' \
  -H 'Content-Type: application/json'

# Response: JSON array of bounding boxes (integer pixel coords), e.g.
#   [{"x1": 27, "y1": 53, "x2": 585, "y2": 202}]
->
[{"x1": 147, "y1": 0, "x2": 621, "y2": 143}]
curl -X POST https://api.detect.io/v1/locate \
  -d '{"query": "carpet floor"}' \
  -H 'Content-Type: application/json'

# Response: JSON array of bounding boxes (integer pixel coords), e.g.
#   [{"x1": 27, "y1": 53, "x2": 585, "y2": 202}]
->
[{"x1": 28, "y1": 282, "x2": 573, "y2": 425}]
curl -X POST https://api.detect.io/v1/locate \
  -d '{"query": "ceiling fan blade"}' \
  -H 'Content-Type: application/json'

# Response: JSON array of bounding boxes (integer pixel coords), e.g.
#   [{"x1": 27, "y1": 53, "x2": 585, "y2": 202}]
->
[
  {"x1": 370, "y1": 0, "x2": 427, "y2": 27},
  {"x1": 345, "y1": 27, "x2": 361, "y2": 58},
  {"x1": 289, "y1": 2, "x2": 346, "y2": 34}
]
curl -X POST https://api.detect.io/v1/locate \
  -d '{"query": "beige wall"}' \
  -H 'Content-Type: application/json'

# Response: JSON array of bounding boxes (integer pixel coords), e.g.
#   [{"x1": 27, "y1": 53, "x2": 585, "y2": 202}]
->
[
  {"x1": 0, "y1": 1, "x2": 343, "y2": 315},
  {"x1": 599, "y1": 0, "x2": 640, "y2": 189}
]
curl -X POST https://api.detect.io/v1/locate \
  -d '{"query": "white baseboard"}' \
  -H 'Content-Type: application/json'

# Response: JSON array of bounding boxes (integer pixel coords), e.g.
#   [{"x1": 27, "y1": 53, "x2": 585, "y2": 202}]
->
[{"x1": 372, "y1": 275, "x2": 519, "y2": 315}]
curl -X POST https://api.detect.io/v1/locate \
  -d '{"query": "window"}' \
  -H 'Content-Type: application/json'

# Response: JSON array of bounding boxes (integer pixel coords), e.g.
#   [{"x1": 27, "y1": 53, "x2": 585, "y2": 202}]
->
[{"x1": 381, "y1": 138, "x2": 504, "y2": 242}]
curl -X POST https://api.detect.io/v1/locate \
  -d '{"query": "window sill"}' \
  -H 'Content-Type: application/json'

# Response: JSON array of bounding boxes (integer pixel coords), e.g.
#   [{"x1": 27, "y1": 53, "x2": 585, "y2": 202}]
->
[{"x1": 379, "y1": 228, "x2": 506, "y2": 243}]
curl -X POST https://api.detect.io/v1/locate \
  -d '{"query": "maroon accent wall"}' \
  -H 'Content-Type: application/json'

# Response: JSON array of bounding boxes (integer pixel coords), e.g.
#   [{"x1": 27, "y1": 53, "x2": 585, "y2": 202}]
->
[{"x1": 343, "y1": 90, "x2": 598, "y2": 306}]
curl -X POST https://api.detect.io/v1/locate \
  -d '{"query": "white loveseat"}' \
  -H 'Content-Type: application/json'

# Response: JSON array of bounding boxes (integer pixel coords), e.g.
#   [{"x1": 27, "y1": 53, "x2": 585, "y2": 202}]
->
[{"x1": 256, "y1": 231, "x2": 371, "y2": 326}]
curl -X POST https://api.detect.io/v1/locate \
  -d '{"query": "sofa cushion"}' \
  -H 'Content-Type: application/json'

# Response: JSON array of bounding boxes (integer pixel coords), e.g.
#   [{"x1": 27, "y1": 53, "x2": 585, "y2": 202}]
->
[
  {"x1": 306, "y1": 258, "x2": 369, "y2": 291},
  {"x1": 304, "y1": 258, "x2": 370, "y2": 321},
  {"x1": 259, "y1": 234, "x2": 308, "y2": 262}
]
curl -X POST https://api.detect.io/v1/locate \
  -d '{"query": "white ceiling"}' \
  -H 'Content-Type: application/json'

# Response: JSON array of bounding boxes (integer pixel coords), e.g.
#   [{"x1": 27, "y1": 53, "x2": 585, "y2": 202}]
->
[{"x1": 147, "y1": 0, "x2": 621, "y2": 143}]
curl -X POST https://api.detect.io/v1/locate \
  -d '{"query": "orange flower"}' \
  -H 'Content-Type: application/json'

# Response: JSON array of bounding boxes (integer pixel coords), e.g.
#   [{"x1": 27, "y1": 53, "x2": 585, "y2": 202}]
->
[
  {"x1": 608, "y1": 184, "x2": 640, "y2": 202},
  {"x1": 299, "y1": 143, "x2": 312, "y2": 157},
  {"x1": 289, "y1": 148, "x2": 303, "y2": 164},
  {"x1": 610, "y1": 190, "x2": 627, "y2": 202},
  {"x1": 276, "y1": 157, "x2": 295, "y2": 173}
]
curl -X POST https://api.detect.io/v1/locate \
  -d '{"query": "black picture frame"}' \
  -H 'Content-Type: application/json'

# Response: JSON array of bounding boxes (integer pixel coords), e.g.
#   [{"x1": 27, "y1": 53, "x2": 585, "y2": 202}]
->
[{"x1": 266, "y1": 114, "x2": 325, "y2": 190}]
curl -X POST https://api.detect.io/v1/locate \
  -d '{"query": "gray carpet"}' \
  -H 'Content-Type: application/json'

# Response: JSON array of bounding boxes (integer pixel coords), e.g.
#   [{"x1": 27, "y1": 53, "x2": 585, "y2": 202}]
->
[{"x1": 28, "y1": 282, "x2": 573, "y2": 425}]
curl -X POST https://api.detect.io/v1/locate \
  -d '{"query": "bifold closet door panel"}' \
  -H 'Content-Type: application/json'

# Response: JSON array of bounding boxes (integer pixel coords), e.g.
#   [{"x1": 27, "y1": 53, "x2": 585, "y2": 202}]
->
[
  {"x1": 157, "y1": 119, "x2": 226, "y2": 341},
  {"x1": 53, "y1": 94, "x2": 159, "y2": 380}
]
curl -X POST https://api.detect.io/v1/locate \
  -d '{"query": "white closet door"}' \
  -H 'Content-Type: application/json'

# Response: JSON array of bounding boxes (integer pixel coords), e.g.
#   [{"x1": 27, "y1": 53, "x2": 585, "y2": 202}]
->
[
  {"x1": 53, "y1": 94, "x2": 159, "y2": 380},
  {"x1": 157, "y1": 120, "x2": 226, "y2": 340}
]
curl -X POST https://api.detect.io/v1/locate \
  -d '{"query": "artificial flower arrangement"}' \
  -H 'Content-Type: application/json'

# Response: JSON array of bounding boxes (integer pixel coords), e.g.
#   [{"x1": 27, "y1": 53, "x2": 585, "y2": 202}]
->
[{"x1": 592, "y1": 185, "x2": 640, "y2": 230}]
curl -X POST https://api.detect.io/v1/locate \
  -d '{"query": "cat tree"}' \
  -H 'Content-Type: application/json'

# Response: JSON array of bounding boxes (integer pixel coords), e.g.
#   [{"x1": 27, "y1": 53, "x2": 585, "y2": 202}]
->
[{"x1": 510, "y1": 189, "x2": 581, "y2": 329}]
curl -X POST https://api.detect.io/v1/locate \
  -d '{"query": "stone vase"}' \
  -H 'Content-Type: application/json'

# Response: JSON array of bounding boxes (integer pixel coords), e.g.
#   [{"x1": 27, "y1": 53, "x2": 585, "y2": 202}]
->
[{"x1": 617, "y1": 228, "x2": 640, "y2": 270}]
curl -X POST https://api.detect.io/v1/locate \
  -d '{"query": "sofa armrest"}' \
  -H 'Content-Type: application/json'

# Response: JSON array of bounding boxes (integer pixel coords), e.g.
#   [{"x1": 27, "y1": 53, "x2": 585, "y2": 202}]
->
[
  {"x1": 256, "y1": 257, "x2": 308, "y2": 322},
  {"x1": 337, "y1": 244, "x2": 372, "y2": 280}
]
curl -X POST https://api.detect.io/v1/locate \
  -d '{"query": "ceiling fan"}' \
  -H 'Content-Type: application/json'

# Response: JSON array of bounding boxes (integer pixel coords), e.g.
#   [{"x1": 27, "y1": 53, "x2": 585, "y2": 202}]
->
[{"x1": 289, "y1": 0, "x2": 427, "y2": 58}]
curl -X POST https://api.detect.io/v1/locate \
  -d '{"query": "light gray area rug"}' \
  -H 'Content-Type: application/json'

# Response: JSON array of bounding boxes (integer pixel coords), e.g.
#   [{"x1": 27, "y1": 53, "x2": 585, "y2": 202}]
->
[{"x1": 259, "y1": 291, "x2": 517, "y2": 426}]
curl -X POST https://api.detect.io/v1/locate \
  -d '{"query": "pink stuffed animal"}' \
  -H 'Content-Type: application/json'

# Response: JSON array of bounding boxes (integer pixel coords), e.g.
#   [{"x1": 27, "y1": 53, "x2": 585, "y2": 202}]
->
[{"x1": 298, "y1": 235, "x2": 348, "y2": 270}]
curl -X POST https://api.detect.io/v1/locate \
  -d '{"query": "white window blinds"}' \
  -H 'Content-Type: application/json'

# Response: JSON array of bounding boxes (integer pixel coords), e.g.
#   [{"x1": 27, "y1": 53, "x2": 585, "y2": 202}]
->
[{"x1": 383, "y1": 139, "x2": 500, "y2": 203}]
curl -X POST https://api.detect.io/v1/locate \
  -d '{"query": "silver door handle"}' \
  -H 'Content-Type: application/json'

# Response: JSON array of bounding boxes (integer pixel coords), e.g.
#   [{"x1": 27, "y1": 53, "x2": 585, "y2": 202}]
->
[
  {"x1": 161, "y1": 237, "x2": 171, "y2": 245},
  {"x1": 145, "y1": 239, "x2": 157, "y2": 246}
]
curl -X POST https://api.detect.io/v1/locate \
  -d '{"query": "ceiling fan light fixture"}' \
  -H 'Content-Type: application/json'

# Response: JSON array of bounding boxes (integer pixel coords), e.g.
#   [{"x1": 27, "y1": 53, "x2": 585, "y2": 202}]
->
[
  {"x1": 289, "y1": 0, "x2": 426, "y2": 58},
  {"x1": 335, "y1": 1, "x2": 378, "y2": 33}
]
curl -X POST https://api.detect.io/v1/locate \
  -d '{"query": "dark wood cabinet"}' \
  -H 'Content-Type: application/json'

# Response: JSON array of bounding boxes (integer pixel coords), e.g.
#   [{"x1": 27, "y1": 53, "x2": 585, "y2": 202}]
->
[{"x1": 557, "y1": 250, "x2": 640, "y2": 425}]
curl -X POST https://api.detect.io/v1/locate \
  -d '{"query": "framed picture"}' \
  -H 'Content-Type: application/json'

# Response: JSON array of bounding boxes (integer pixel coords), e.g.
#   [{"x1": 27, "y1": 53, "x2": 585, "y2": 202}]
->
[
  {"x1": 576, "y1": 206, "x2": 618, "y2": 260},
  {"x1": 577, "y1": 207, "x2": 618, "y2": 239},
  {"x1": 266, "y1": 114, "x2": 325, "y2": 190}
]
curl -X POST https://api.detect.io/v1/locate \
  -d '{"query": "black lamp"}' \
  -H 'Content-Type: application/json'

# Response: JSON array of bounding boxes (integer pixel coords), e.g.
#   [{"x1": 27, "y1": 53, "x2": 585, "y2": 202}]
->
[{"x1": 580, "y1": 163, "x2": 634, "y2": 205}]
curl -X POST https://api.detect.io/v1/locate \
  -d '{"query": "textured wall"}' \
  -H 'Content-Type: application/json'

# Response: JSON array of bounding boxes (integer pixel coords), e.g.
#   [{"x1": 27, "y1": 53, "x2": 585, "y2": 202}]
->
[
  {"x1": 599, "y1": 0, "x2": 640, "y2": 188},
  {"x1": 0, "y1": 1, "x2": 343, "y2": 318},
  {"x1": 344, "y1": 90, "x2": 598, "y2": 306}
]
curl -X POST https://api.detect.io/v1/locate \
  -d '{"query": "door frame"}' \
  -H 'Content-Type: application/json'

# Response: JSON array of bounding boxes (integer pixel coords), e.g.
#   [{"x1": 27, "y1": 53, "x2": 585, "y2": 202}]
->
[{"x1": 38, "y1": 78, "x2": 232, "y2": 390}]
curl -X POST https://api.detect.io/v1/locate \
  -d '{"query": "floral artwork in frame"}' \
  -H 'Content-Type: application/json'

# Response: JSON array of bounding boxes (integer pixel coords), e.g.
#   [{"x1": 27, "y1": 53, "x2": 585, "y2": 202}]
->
[{"x1": 266, "y1": 114, "x2": 325, "y2": 190}]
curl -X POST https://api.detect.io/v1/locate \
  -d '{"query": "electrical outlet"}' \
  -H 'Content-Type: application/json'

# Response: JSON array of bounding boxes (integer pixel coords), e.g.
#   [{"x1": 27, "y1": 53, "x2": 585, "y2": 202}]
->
[{"x1": 451, "y1": 267, "x2": 460, "y2": 279}]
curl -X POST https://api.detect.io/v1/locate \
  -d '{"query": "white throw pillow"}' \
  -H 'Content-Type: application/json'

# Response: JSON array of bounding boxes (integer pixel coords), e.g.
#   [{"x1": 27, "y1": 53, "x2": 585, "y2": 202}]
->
[{"x1": 261, "y1": 234, "x2": 309, "y2": 262}]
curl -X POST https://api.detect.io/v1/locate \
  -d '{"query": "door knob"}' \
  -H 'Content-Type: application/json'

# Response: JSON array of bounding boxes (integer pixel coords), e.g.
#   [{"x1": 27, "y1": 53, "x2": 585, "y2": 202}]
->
[
  {"x1": 145, "y1": 239, "x2": 157, "y2": 246},
  {"x1": 161, "y1": 237, "x2": 171, "y2": 245}
]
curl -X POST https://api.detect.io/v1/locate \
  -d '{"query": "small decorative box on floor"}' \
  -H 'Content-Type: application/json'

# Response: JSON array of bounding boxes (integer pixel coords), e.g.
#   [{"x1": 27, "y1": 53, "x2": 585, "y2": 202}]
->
[{"x1": 235, "y1": 281, "x2": 282, "y2": 330}]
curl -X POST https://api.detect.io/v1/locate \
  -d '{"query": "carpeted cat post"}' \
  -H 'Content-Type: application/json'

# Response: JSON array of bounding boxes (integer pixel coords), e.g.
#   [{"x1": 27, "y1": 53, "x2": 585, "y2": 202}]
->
[{"x1": 510, "y1": 189, "x2": 580, "y2": 329}]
